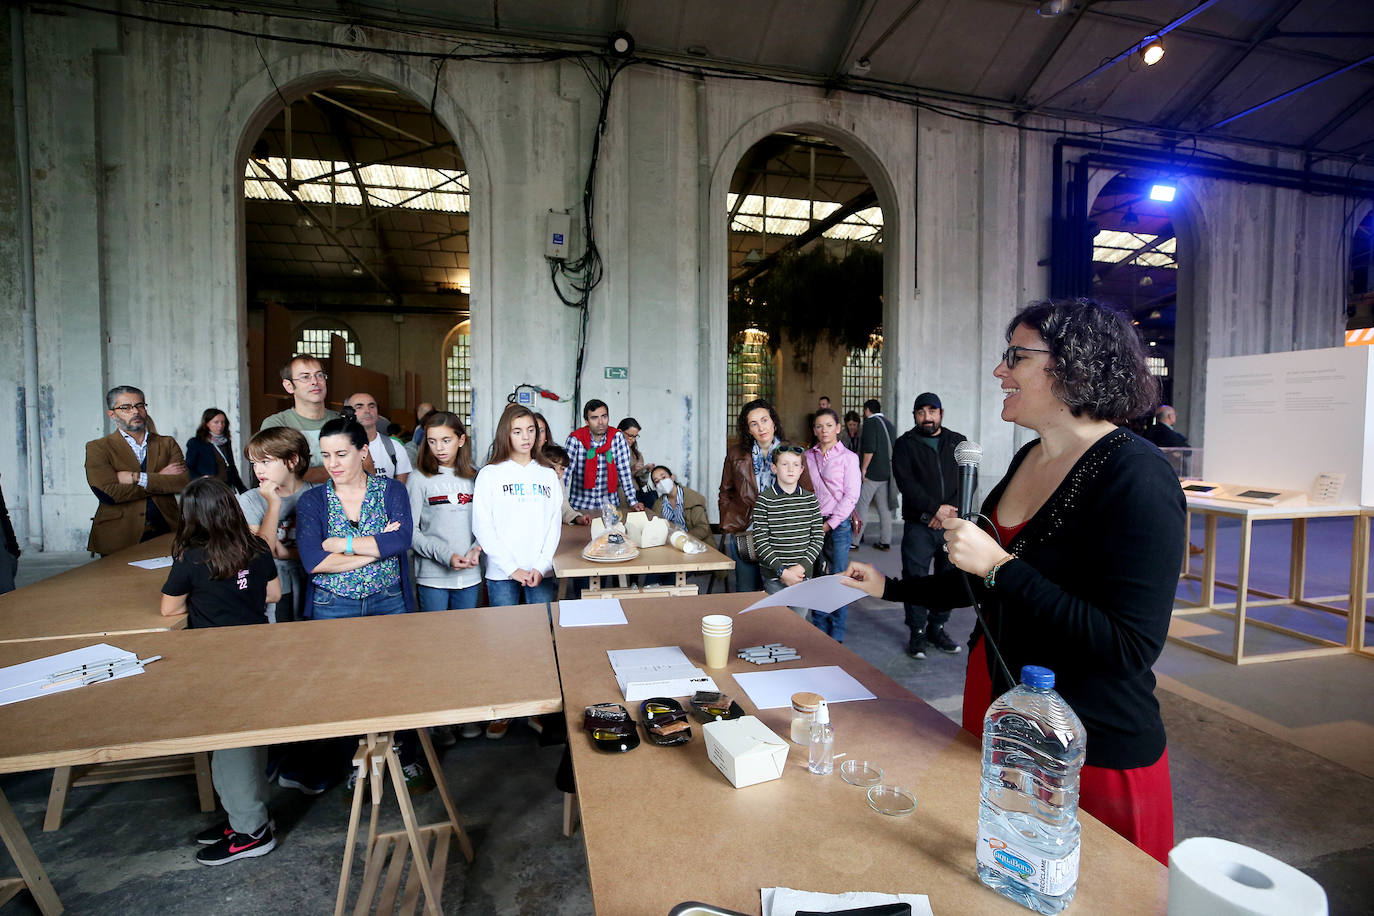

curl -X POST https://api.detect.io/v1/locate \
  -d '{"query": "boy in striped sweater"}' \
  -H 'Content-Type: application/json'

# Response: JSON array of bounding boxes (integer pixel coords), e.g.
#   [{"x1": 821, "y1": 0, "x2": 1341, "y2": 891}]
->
[{"x1": 753, "y1": 444, "x2": 826, "y2": 625}]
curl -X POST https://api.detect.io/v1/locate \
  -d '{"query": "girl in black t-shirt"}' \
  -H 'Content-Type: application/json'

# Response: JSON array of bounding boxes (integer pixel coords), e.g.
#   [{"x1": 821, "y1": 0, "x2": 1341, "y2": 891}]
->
[{"x1": 160, "y1": 477, "x2": 280, "y2": 865}]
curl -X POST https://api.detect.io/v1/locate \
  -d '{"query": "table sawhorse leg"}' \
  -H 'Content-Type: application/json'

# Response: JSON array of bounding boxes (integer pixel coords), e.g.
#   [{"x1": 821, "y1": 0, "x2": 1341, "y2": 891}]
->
[
  {"x1": 1232, "y1": 517, "x2": 1254, "y2": 663},
  {"x1": 0, "y1": 786, "x2": 62, "y2": 915},
  {"x1": 1289, "y1": 518, "x2": 1308, "y2": 604},
  {"x1": 335, "y1": 731, "x2": 471, "y2": 916}
]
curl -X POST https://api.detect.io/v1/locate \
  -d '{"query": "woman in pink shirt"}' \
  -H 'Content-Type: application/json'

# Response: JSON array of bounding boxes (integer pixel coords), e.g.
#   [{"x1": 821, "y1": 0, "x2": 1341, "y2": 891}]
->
[{"x1": 805, "y1": 408, "x2": 862, "y2": 640}]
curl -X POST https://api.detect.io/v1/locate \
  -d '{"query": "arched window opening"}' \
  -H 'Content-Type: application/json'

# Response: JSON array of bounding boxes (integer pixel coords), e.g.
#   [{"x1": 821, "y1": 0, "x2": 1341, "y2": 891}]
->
[
  {"x1": 842, "y1": 333, "x2": 883, "y2": 419},
  {"x1": 444, "y1": 321, "x2": 473, "y2": 428},
  {"x1": 294, "y1": 320, "x2": 361, "y2": 366},
  {"x1": 726, "y1": 329, "x2": 776, "y2": 441}
]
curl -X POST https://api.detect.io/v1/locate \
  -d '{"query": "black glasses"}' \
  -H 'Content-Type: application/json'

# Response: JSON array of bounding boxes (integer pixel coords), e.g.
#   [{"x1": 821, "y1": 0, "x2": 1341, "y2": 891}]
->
[
  {"x1": 111, "y1": 403, "x2": 147, "y2": 413},
  {"x1": 771, "y1": 445, "x2": 806, "y2": 460},
  {"x1": 1001, "y1": 346, "x2": 1051, "y2": 368}
]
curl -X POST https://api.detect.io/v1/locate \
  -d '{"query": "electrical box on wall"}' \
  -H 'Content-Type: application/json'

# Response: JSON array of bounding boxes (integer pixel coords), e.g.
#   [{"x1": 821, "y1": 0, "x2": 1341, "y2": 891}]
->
[{"x1": 546, "y1": 211, "x2": 572, "y2": 260}]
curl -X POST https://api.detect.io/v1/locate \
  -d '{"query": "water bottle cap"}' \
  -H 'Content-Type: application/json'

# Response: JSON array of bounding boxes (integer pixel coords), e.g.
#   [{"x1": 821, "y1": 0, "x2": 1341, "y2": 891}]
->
[{"x1": 1020, "y1": 665, "x2": 1055, "y2": 689}]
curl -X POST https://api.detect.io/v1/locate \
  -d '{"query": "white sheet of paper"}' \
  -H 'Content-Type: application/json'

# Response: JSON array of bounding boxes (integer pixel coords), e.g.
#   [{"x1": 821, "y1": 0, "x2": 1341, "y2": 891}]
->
[
  {"x1": 606, "y1": 646, "x2": 691, "y2": 671},
  {"x1": 558, "y1": 598, "x2": 628, "y2": 627},
  {"x1": 127, "y1": 556, "x2": 174, "y2": 570},
  {"x1": 731, "y1": 665, "x2": 877, "y2": 710},
  {"x1": 0, "y1": 643, "x2": 143, "y2": 707},
  {"x1": 762, "y1": 887, "x2": 933, "y2": 916},
  {"x1": 739, "y1": 574, "x2": 863, "y2": 613}
]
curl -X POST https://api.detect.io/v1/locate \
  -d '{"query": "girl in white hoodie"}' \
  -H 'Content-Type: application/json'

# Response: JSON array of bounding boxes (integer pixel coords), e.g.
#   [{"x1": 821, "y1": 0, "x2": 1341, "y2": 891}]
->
[
  {"x1": 408, "y1": 412, "x2": 482, "y2": 611},
  {"x1": 471, "y1": 403, "x2": 563, "y2": 608}
]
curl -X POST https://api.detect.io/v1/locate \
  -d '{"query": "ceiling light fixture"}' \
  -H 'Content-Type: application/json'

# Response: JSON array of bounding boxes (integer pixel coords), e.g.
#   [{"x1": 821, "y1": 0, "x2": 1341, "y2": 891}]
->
[
  {"x1": 850, "y1": 57, "x2": 871, "y2": 77},
  {"x1": 1122, "y1": 207, "x2": 1140, "y2": 228},
  {"x1": 608, "y1": 30, "x2": 635, "y2": 58},
  {"x1": 1141, "y1": 39, "x2": 1165, "y2": 66},
  {"x1": 1037, "y1": 0, "x2": 1070, "y2": 16},
  {"x1": 1149, "y1": 182, "x2": 1177, "y2": 202}
]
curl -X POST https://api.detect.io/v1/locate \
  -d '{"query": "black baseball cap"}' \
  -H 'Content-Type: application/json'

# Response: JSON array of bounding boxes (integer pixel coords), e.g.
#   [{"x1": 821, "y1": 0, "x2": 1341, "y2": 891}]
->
[{"x1": 914, "y1": 392, "x2": 942, "y2": 411}]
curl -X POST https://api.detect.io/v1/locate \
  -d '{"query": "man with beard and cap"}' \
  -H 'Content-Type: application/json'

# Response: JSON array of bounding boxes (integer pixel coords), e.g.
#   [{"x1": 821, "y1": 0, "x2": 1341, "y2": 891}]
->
[
  {"x1": 85, "y1": 385, "x2": 190, "y2": 555},
  {"x1": 891, "y1": 392, "x2": 972, "y2": 658}
]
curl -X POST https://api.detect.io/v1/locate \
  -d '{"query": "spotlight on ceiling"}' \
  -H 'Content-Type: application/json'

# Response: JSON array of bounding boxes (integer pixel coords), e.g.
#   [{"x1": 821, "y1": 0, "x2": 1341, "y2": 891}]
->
[
  {"x1": 1037, "y1": 0, "x2": 1070, "y2": 16},
  {"x1": 1141, "y1": 39, "x2": 1165, "y2": 66},
  {"x1": 850, "y1": 57, "x2": 871, "y2": 77},
  {"x1": 1122, "y1": 207, "x2": 1140, "y2": 228},
  {"x1": 1149, "y1": 182, "x2": 1177, "y2": 203},
  {"x1": 608, "y1": 30, "x2": 635, "y2": 58}
]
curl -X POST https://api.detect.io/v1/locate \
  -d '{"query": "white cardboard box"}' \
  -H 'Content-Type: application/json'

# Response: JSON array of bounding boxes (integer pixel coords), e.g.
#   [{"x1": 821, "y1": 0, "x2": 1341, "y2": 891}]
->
[{"x1": 702, "y1": 716, "x2": 789, "y2": 788}]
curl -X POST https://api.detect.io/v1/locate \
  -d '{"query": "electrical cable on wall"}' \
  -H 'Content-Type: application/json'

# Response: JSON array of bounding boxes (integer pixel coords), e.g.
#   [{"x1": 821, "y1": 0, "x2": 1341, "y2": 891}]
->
[{"x1": 545, "y1": 56, "x2": 629, "y2": 419}]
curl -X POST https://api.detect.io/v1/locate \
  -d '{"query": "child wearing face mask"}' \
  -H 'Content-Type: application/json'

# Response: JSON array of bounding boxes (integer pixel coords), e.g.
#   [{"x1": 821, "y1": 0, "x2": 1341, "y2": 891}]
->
[{"x1": 649, "y1": 465, "x2": 712, "y2": 543}]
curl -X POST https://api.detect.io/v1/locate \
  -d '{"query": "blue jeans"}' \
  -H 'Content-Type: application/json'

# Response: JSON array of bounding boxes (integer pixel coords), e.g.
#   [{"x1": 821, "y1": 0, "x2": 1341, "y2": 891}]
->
[
  {"x1": 725, "y1": 534, "x2": 762, "y2": 592},
  {"x1": 417, "y1": 584, "x2": 481, "y2": 611},
  {"x1": 486, "y1": 577, "x2": 556, "y2": 608},
  {"x1": 812, "y1": 519, "x2": 853, "y2": 642},
  {"x1": 902, "y1": 521, "x2": 952, "y2": 639},
  {"x1": 311, "y1": 583, "x2": 407, "y2": 619}
]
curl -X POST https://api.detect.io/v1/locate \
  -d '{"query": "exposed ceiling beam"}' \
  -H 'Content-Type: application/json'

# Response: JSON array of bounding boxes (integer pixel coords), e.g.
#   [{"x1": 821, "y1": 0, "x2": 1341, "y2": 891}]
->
[
  {"x1": 320, "y1": 103, "x2": 404, "y2": 290},
  {"x1": 1158, "y1": 0, "x2": 1304, "y2": 130},
  {"x1": 1303, "y1": 85, "x2": 1374, "y2": 149},
  {"x1": 728, "y1": 135, "x2": 794, "y2": 224},
  {"x1": 1010, "y1": 0, "x2": 1093, "y2": 111},
  {"x1": 1206, "y1": 51, "x2": 1374, "y2": 131},
  {"x1": 732, "y1": 188, "x2": 878, "y2": 284},
  {"x1": 855, "y1": 0, "x2": 928, "y2": 66},
  {"x1": 248, "y1": 158, "x2": 393, "y2": 292},
  {"x1": 1032, "y1": 0, "x2": 1226, "y2": 111},
  {"x1": 251, "y1": 289, "x2": 469, "y2": 313},
  {"x1": 826, "y1": 0, "x2": 880, "y2": 83},
  {"x1": 254, "y1": 139, "x2": 459, "y2": 184},
  {"x1": 1095, "y1": 231, "x2": 1177, "y2": 280}
]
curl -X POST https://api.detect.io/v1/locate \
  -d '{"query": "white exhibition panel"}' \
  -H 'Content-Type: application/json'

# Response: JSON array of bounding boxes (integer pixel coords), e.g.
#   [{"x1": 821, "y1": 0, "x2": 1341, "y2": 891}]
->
[{"x1": 1203, "y1": 346, "x2": 1373, "y2": 506}]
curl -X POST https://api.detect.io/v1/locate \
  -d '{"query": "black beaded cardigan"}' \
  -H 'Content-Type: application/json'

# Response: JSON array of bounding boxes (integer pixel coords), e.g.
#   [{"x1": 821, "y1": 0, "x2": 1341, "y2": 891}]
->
[{"x1": 883, "y1": 427, "x2": 1185, "y2": 769}]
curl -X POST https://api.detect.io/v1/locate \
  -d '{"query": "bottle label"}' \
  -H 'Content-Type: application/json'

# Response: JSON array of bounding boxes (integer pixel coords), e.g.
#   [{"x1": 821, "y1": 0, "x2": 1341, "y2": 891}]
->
[{"x1": 977, "y1": 829, "x2": 1079, "y2": 897}]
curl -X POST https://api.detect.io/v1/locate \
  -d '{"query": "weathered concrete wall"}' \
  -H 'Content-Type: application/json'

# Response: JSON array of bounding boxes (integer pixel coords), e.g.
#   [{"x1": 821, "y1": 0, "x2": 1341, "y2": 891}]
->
[{"x1": 5, "y1": 3, "x2": 1370, "y2": 549}]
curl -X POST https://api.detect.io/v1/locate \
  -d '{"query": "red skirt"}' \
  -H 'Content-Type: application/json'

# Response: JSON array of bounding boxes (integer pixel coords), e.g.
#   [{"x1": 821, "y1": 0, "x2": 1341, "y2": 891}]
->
[{"x1": 962, "y1": 639, "x2": 1175, "y2": 865}]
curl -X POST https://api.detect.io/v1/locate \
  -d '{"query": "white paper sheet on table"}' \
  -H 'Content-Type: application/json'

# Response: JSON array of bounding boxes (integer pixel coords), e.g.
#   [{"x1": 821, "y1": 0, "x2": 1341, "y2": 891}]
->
[
  {"x1": 558, "y1": 598, "x2": 628, "y2": 627},
  {"x1": 739, "y1": 574, "x2": 862, "y2": 613},
  {"x1": 762, "y1": 886, "x2": 933, "y2": 916},
  {"x1": 127, "y1": 556, "x2": 173, "y2": 570},
  {"x1": 605, "y1": 646, "x2": 717, "y2": 700},
  {"x1": 0, "y1": 643, "x2": 143, "y2": 707},
  {"x1": 731, "y1": 665, "x2": 876, "y2": 710}
]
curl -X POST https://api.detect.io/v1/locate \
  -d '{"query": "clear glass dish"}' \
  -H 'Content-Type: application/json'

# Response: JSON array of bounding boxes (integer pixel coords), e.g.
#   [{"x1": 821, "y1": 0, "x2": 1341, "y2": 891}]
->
[
  {"x1": 839, "y1": 759, "x2": 883, "y2": 787},
  {"x1": 867, "y1": 784, "x2": 916, "y2": 816}
]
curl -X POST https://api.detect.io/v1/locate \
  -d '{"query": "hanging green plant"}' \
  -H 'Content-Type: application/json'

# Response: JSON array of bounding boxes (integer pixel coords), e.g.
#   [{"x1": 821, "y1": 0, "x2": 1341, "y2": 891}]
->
[{"x1": 729, "y1": 244, "x2": 883, "y2": 369}]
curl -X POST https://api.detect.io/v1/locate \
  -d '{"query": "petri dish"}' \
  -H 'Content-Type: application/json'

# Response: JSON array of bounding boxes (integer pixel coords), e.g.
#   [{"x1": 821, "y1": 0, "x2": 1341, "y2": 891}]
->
[
  {"x1": 867, "y1": 784, "x2": 917, "y2": 816},
  {"x1": 839, "y1": 759, "x2": 884, "y2": 787}
]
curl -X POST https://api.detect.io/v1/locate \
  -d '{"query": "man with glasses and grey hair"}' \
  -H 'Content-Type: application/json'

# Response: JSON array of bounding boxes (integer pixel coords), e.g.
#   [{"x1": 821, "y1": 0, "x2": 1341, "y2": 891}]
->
[
  {"x1": 85, "y1": 385, "x2": 189, "y2": 555},
  {"x1": 261, "y1": 355, "x2": 340, "y2": 484}
]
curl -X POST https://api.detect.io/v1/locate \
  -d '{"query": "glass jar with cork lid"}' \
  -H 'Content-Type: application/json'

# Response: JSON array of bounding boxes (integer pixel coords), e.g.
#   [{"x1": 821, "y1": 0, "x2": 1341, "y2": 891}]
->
[{"x1": 790, "y1": 692, "x2": 823, "y2": 745}]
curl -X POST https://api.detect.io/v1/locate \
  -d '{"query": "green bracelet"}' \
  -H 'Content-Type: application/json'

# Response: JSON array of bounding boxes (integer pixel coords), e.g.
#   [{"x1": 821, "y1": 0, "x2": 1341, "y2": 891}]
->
[
  {"x1": 983, "y1": 557, "x2": 1013, "y2": 589},
  {"x1": 345, "y1": 532, "x2": 355, "y2": 556}
]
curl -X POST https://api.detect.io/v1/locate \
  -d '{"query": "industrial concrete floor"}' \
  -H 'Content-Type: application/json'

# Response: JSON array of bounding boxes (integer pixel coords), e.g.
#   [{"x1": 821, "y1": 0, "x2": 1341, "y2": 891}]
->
[{"x1": 2, "y1": 520, "x2": 1372, "y2": 914}]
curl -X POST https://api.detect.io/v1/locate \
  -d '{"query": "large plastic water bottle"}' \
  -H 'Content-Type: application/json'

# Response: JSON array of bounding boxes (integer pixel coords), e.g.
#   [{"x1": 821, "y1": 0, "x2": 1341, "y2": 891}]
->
[{"x1": 976, "y1": 665, "x2": 1086, "y2": 914}]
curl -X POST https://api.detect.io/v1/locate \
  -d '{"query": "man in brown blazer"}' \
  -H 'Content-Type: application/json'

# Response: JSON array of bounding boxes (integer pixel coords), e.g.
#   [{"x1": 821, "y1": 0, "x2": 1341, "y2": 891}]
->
[{"x1": 85, "y1": 386, "x2": 189, "y2": 555}]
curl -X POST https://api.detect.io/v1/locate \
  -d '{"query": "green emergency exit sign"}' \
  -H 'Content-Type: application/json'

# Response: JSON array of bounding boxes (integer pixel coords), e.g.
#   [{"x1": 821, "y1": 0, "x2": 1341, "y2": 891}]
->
[{"x1": 604, "y1": 367, "x2": 628, "y2": 380}]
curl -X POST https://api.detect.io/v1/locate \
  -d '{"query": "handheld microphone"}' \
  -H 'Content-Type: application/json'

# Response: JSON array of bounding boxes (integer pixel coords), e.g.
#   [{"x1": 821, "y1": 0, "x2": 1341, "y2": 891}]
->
[{"x1": 953, "y1": 440, "x2": 982, "y2": 521}]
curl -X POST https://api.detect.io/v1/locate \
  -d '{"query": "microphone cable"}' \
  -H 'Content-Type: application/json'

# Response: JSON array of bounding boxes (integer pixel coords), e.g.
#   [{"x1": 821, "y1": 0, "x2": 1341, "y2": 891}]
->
[{"x1": 957, "y1": 514, "x2": 1017, "y2": 692}]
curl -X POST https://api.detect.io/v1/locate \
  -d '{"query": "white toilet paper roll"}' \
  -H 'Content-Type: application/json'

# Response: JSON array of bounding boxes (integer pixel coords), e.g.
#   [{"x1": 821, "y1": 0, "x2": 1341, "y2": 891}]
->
[{"x1": 1168, "y1": 837, "x2": 1326, "y2": 916}]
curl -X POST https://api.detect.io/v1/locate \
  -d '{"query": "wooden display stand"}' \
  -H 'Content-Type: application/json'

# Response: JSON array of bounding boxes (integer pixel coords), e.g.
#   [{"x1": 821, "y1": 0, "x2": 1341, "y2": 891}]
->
[
  {"x1": 1174, "y1": 496, "x2": 1367, "y2": 663},
  {"x1": 1179, "y1": 479, "x2": 1308, "y2": 508},
  {"x1": 335, "y1": 731, "x2": 473, "y2": 916},
  {"x1": 552, "y1": 524, "x2": 734, "y2": 599}
]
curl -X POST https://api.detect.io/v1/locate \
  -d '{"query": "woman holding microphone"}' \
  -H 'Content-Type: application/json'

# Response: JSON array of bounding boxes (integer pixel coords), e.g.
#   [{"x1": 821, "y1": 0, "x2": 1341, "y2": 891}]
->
[{"x1": 843, "y1": 298, "x2": 1183, "y2": 865}]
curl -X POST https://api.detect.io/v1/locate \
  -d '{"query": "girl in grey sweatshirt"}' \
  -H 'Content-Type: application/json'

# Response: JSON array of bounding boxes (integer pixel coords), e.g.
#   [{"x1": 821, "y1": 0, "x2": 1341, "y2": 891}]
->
[{"x1": 407, "y1": 412, "x2": 482, "y2": 610}]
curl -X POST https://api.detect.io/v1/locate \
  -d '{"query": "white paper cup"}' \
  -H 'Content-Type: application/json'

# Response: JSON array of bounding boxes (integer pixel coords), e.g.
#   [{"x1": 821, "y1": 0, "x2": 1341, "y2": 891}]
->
[{"x1": 702, "y1": 615, "x2": 733, "y2": 668}]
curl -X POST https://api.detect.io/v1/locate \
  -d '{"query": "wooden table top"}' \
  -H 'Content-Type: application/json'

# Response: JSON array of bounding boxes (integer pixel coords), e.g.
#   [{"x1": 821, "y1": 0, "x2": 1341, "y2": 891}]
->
[
  {"x1": 552, "y1": 524, "x2": 734, "y2": 579},
  {"x1": 0, "y1": 606, "x2": 562, "y2": 774},
  {"x1": 0, "y1": 536, "x2": 186, "y2": 644},
  {"x1": 553, "y1": 593, "x2": 1167, "y2": 916}
]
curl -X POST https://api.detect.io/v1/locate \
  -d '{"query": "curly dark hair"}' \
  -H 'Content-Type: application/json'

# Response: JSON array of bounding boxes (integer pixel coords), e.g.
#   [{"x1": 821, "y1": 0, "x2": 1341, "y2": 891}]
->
[
  {"x1": 735, "y1": 398, "x2": 785, "y2": 450},
  {"x1": 1008, "y1": 298, "x2": 1159, "y2": 423}
]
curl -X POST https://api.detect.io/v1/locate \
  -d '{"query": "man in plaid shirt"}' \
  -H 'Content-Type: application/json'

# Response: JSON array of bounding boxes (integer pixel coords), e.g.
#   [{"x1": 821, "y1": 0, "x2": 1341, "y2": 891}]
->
[{"x1": 563, "y1": 399, "x2": 643, "y2": 517}]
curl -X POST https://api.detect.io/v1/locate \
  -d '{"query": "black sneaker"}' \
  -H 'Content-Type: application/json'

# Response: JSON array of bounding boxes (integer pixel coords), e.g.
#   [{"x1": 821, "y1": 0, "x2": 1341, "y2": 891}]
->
[
  {"x1": 905, "y1": 638, "x2": 927, "y2": 660},
  {"x1": 875, "y1": 542, "x2": 891, "y2": 551},
  {"x1": 195, "y1": 821, "x2": 232, "y2": 846},
  {"x1": 402, "y1": 760, "x2": 435, "y2": 795},
  {"x1": 927, "y1": 626, "x2": 963, "y2": 654},
  {"x1": 277, "y1": 768, "x2": 329, "y2": 795},
  {"x1": 197, "y1": 818, "x2": 274, "y2": 845},
  {"x1": 196, "y1": 822, "x2": 276, "y2": 866}
]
